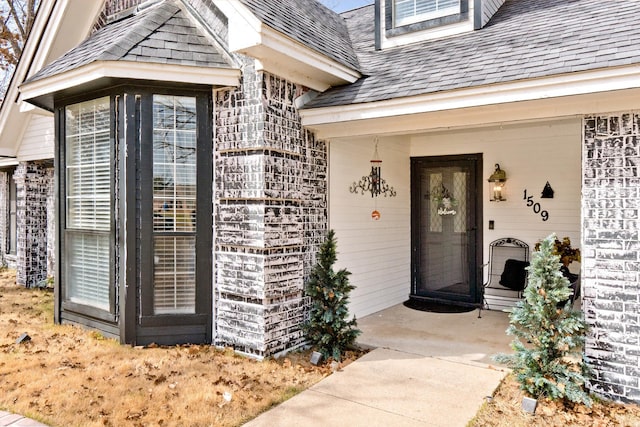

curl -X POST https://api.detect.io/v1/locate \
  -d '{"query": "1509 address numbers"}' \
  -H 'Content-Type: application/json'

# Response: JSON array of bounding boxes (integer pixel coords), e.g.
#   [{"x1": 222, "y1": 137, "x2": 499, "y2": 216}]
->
[{"x1": 523, "y1": 189, "x2": 549, "y2": 221}]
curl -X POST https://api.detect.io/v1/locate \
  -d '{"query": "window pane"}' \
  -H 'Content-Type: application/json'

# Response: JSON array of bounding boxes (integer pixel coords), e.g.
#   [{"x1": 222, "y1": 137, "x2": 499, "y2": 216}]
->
[
  {"x1": 153, "y1": 96, "x2": 197, "y2": 232},
  {"x1": 152, "y1": 95, "x2": 197, "y2": 315},
  {"x1": 65, "y1": 97, "x2": 111, "y2": 312},
  {"x1": 153, "y1": 95, "x2": 196, "y2": 130},
  {"x1": 429, "y1": 173, "x2": 443, "y2": 232},
  {"x1": 453, "y1": 171, "x2": 467, "y2": 233},
  {"x1": 395, "y1": 0, "x2": 460, "y2": 26},
  {"x1": 66, "y1": 232, "x2": 110, "y2": 311},
  {"x1": 154, "y1": 236, "x2": 196, "y2": 314},
  {"x1": 66, "y1": 97, "x2": 111, "y2": 231}
]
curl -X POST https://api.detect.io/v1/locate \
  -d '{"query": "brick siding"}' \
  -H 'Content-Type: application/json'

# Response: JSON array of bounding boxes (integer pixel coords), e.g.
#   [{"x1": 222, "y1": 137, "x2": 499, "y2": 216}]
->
[
  {"x1": 583, "y1": 113, "x2": 640, "y2": 402},
  {"x1": 214, "y1": 59, "x2": 327, "y2": 358},
  {"x1": 13, "y1": 161, "x2": 54, "y2": 288}
]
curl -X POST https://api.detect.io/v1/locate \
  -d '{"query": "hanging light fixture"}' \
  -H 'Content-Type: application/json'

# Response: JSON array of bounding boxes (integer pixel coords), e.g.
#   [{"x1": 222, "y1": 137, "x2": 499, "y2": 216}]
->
[{"x1": 488, "y1": 163, "x2": 507, "y2": 202}]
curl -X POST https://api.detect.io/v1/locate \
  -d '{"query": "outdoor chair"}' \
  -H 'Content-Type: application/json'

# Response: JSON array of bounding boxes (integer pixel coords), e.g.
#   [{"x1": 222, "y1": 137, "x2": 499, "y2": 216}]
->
[
  {"x1": 562, "y1": 268, "x2": 581, "y2": 307},
  {"x1": 478, "y1": 237, "x2": 529, "y2": 317}
]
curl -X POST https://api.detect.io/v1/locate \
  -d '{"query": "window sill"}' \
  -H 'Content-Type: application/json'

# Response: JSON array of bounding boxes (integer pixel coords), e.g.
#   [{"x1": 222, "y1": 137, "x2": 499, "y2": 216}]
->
[
  {"x1": 62, "y1": 301, "x2": 116, "y2": 323},
  {"x1": 387, "y1": 11, "x2": 470, "y2": 38}
]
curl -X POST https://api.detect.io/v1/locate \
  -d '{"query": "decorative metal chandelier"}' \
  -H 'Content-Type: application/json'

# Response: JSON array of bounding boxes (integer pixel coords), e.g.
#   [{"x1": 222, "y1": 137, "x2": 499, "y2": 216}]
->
[{"x1": 349, "y1": 139, "x2": 397, "y2": 198}]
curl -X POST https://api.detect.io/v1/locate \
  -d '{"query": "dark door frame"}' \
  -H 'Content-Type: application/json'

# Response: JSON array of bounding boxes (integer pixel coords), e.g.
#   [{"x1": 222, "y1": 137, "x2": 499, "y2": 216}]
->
[{"x1": 410, "y1": 154, "x2": 483, "y2": 306}]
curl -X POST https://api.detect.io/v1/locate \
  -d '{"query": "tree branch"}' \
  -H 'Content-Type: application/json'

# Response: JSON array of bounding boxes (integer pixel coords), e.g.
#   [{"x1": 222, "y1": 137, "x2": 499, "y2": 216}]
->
[
  {"x1": 0, "y1": 15, "x2": 21, "y2": 64},
  {"x1": 6, "y1": 0, "x2": 26, "y2": 40}
]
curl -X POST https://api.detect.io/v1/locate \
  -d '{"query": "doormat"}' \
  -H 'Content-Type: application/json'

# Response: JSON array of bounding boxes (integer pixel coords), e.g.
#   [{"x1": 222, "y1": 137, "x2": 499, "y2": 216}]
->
[{"x1": 403, "y1": 299, "x2": 476, "y2": 313}]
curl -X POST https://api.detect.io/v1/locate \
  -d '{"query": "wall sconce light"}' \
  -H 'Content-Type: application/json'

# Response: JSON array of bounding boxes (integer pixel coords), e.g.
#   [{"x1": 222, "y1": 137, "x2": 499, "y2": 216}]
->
[
  {"x1": 349, "y1": 138, "x2": 397, "y2": 198},
  {"x1": 488, "y1": 163, "x2": 507, "y2": 202}
]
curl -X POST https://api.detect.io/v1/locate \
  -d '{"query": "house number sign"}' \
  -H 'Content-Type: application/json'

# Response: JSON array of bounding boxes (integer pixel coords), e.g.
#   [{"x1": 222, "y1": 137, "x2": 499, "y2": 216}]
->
[{"x1": 523, "y1": 189, "x2": 549, "y2": 221}]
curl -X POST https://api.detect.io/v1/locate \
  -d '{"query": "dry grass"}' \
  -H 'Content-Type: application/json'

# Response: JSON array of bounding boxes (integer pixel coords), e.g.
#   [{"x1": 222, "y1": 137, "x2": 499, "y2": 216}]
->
[
  {"x1": 471, "y1": 373, "x2": 640, "y2": 427},
  {"x1": 0, "y1": 269, "x2": 353, "y2": 427}
]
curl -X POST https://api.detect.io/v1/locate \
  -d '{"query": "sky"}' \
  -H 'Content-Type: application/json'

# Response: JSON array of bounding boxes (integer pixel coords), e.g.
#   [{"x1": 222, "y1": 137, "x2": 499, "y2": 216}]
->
[{"x1": 319, "y1": 0, "x2": 373, "y2": 13}]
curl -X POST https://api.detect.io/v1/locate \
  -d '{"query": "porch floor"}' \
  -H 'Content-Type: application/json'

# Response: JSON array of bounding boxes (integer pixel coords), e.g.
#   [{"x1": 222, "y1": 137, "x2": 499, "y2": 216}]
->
[{"x1": 356, "y1": 303, "x2": 513, "y2": 366}]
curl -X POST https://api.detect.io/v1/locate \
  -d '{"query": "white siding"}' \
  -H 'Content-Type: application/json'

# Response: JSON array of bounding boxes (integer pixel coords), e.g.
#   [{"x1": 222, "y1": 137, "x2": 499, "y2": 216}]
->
[
  {"x1": 480, "y1": 0, "x2": 505, "y2": 27},
  {"x1": 329, "y1": 136, "x2": 411, "y2": 319},
  {"x1": 17, "y1": 114, "x2": 54, "y2": 161},
  {"x1": 330, "y1": 117, "x2": 582, "y2": 318}
]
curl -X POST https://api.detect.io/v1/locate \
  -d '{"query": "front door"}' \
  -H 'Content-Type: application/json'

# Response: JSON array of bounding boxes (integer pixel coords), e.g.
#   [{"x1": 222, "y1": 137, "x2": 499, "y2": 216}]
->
[{"x1": 411, "y1": 154, "x2": 482, "y2": 306}]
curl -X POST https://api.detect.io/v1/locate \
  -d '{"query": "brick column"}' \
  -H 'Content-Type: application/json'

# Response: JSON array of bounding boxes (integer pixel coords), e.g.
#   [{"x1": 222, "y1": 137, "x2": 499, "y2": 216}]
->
[
  {"x1": 14, "y1": 161, "x2": 54, "y2": 288},
  {"x1": 214, "y1": 61, "x2": 327, "y2": 358},
  {"x1": 582, "y1": 113, "x2": 640, "y2": 402}
]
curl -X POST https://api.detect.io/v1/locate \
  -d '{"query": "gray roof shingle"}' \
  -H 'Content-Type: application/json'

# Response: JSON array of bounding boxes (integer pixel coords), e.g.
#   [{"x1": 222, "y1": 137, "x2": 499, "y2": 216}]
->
[
  {"x1": 26, "y1": 0, "x2": 233, "y2": 84},
  {"x1": 305, "y1": 0, "x2": 640, "y2": 108},
  {"x1": 238, "y1": 0, "x2": 360, "y2": 71}
]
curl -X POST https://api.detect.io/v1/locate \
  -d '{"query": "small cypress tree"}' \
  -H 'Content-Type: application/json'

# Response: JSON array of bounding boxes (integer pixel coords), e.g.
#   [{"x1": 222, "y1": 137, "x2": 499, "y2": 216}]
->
[
  {"x1": 304, "y1": 230, "x2": 360, "y2": 361},
  {"x1": 495, "y1": 234, "x2": 592, "y2": 406}
]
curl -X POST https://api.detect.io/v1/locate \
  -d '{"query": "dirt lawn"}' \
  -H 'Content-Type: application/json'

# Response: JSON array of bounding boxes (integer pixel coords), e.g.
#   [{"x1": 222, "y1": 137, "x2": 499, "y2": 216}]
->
[
  {"x1": 0, "y1": 270, "x2": 339, "y2": 427},
  {"x1": 472, "y1": 374, "x2": 640, "y2": 427}
]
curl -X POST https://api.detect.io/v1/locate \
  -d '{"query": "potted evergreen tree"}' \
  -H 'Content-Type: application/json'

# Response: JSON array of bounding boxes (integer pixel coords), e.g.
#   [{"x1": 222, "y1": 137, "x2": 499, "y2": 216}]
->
[
  {"x1": 495, "y1": 234, "x2": 591, "y2": 411},
  {"x1": 303, "y1": 230, "x2": 361, "y2": 362}
]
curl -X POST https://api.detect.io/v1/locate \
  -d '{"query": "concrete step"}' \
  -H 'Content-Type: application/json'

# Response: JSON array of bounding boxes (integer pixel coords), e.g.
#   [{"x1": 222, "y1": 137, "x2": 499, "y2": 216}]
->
[{"x1": 484, "y1": 293, "x2": 521, "y2": 311}]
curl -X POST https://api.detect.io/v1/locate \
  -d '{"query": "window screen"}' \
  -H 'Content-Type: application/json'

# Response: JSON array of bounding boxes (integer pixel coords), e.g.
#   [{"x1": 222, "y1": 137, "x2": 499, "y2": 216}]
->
[
  {"x1": 152, "y1": 95, "x2": 197, "y2": 314},
  {"x1": 395, "y1": 0, "x2": 460, "y2": 26},
  {"x1": 65, "y1": 97, "x2": 111, "y2": 310}
]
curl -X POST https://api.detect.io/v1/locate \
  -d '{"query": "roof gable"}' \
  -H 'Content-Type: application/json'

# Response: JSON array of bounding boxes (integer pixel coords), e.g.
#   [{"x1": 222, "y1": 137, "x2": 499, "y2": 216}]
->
[
  {"x1": 238, "y1": 0, "x2": 360, "y2": 72},
  {"x1": 26, "y1": 0, "x2": 234, "y2": 85}
]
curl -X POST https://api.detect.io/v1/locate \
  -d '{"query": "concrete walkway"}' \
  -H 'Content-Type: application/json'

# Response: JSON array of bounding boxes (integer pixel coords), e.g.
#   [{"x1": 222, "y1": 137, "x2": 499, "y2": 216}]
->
[
  {"x1": 0, "y1": 412, "x2": 47, "y2": 427},
  {"x1": 245, "y1": 304, "x2": 512, "y2": 426}
]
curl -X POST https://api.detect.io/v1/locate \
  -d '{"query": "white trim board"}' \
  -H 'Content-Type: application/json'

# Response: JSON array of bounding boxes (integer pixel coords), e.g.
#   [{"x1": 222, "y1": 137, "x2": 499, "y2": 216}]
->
[{"x1": 20, "y1": 61, "x2": 241, "y2": 109}]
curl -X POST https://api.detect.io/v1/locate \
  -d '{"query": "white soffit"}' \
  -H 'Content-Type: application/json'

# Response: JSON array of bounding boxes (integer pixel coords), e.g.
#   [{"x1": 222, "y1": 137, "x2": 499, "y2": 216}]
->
[
  {"x1": 20, "y1": 61, "x2": 241, "y2": 105},
  {"x1": 301, "y1": 65, "x2": 640, "y2": 139},
  {"x1": 214, "y1": 0, "x2": 360, "y2": 92}
]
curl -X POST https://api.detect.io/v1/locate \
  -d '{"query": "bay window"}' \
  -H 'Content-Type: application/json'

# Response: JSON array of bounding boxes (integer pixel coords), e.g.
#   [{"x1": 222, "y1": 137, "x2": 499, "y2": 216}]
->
[{"x1": 58, "y1": 87, "x2": 211, "y2": 345}]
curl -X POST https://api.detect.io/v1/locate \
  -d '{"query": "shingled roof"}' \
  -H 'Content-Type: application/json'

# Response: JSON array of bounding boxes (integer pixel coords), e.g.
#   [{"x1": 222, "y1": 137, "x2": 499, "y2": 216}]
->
[
  {"x1": 26, "y1": 0, "x2": 234, "y2": 84},
  {"x1": 238, "y1": 0, "x2": 360, "y2": 71},
  {"x1": 305, "y1": 0, "x2": 640, "y2": 108}
]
